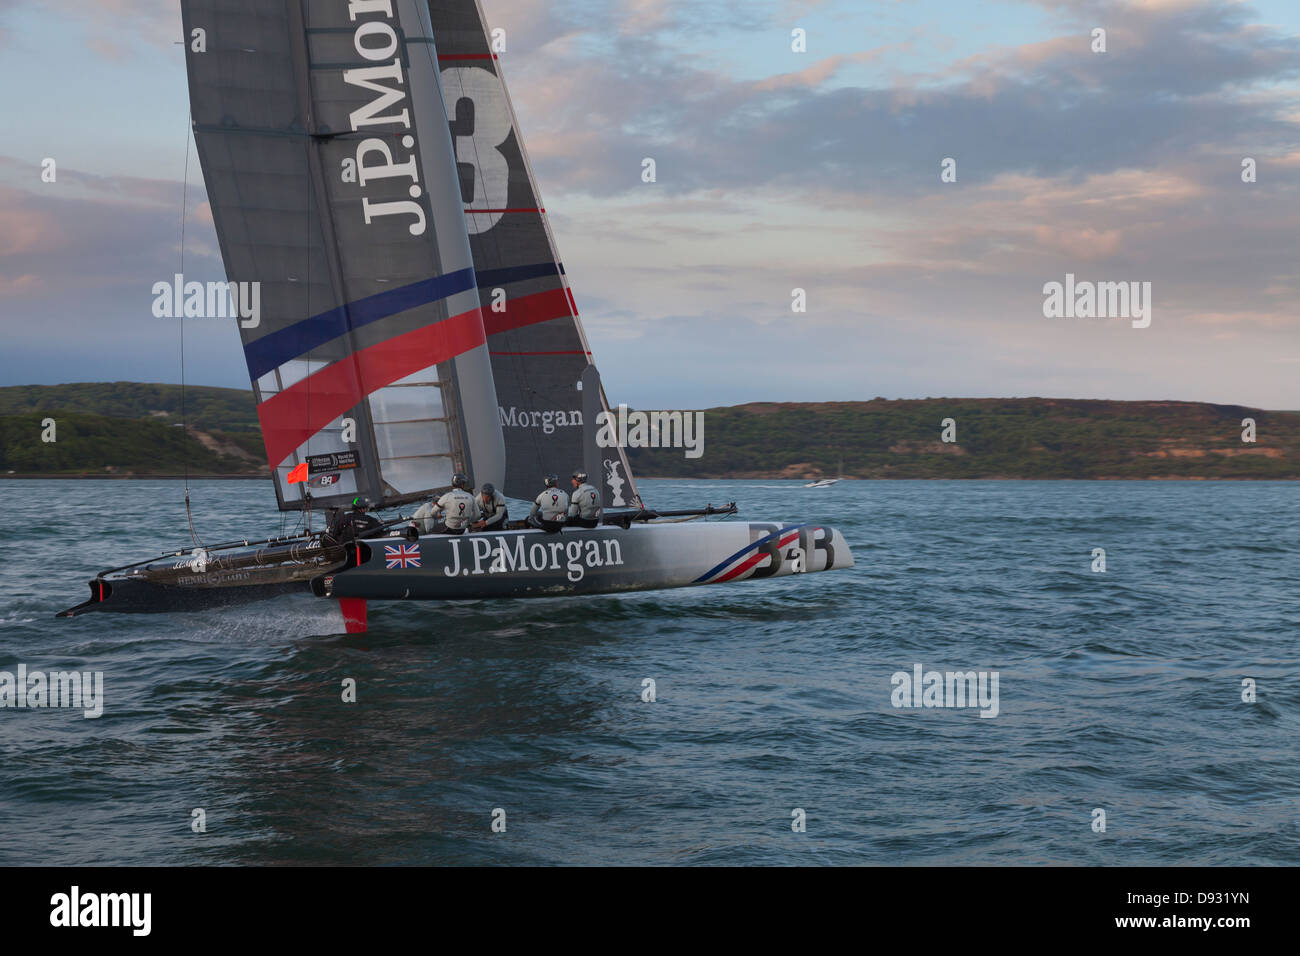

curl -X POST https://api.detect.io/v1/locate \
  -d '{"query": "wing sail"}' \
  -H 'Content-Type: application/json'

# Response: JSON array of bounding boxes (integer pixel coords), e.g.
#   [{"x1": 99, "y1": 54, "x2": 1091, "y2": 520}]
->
[
  {"x1": 424, "y1": 0, "x2": 643, "y2": 506},
  {"x1": 180, "y1": 0, "x2": 505, "y2": 510}
]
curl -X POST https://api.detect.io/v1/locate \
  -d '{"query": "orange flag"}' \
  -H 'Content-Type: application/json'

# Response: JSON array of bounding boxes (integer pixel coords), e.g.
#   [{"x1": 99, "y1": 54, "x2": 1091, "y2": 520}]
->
[{"x1": 287, "y1": 462, "x2": 308, "y2": 484}]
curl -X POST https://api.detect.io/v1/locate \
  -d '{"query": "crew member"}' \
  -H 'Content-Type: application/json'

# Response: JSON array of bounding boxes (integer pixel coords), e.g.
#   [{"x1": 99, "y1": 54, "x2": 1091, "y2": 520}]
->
[
  {"x1": 472, "y1": 482, "x2": 508, "y2": 531},
  {"x1": 433, "y1": 473, "x2": 479, "y2": 535},
  {"x1": 327, "y1": 497, "x2": 385, "y2": 543},
  {"x1": 409, "y1": 496, "x2": 438, "y2": 536},
  {"x1": 567, "y1": 470, "x2": 602, "y2": 528},
  {"x1": 528, "y1": 475, "x2": 568, "y2": 533}
]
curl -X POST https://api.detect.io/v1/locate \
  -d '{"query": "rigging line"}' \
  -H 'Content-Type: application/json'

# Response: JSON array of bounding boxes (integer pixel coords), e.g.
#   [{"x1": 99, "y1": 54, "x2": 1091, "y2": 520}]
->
[{"x1": 179, "y1": 115, "x2": 202, "y2": 549}]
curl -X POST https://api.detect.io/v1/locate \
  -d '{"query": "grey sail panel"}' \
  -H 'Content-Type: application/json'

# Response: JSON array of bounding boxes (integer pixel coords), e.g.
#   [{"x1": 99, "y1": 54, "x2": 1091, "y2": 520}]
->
[
  {"x1": 425, "y1": 0, "x2": 643, "y2": 507},
  {"x1": 180, "y1": 0, "x2": 504, "y2": 511}
]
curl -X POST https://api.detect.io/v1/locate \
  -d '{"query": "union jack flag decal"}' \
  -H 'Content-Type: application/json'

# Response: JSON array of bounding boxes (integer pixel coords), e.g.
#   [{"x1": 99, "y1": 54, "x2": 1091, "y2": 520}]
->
[{"x1": 384, "y1": 543, "x2": 422, "y2": 569}]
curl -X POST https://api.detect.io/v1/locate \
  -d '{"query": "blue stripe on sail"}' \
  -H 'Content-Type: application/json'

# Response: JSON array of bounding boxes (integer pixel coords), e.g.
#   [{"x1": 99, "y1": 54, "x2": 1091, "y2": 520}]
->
[
  {"x1": 474, "y1": 262, "x2": 562, "y2": 290},
  {"x1": 692, "y1": 525, "x2": 805, "y2": 584},
  {"x1": 244, "y1": 267, "x2": 478, "y2": 381}
]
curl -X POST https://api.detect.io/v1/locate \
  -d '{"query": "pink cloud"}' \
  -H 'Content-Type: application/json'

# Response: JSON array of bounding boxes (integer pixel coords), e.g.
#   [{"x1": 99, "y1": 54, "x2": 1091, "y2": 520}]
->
[
  {"x1": 0, "y1": 273, "x2": 40, "y2": 297},
  {"x1": 753, "y1": 48, "x2": 892, "y2": 91},
  {"x1": 1032, "y1": 225, "x2": 1124, "y2": 259},
  {"x1": 2, "y1": 0, "x2": 179, "y2": 54},
  {"x1": 0, "y1": 194, "x2": 61, "y2": 257}
]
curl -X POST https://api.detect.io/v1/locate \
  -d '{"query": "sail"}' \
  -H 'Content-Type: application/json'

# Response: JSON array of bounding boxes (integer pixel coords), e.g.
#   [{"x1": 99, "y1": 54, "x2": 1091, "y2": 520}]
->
[
  {"x1": 180, "y1": 0, "x2": 505, "y2": 512},
  {"x1": 424, "y1": 0, "x2": 643, "y2": 508}
]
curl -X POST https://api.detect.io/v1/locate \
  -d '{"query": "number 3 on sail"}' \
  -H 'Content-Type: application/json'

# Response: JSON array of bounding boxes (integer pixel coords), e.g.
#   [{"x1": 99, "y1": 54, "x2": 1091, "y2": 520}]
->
[{"x1": 442, "y1": 66, "x2": 511, "y2": 235}]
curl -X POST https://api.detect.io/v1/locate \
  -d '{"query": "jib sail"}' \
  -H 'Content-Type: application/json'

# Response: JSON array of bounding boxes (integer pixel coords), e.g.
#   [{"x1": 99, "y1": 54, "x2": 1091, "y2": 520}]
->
[
  {"x1": 180, "y1": 0, "x2": 505, "y2": 511},
  {"x1": 425, "y1": 0, "x2": 643, "y2": 507}
]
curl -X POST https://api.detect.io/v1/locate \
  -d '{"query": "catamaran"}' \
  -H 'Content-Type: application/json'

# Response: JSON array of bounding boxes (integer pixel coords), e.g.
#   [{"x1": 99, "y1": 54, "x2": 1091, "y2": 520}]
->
[{"x1": 58, "y1": 0, "x2": 852, "y2": 633}]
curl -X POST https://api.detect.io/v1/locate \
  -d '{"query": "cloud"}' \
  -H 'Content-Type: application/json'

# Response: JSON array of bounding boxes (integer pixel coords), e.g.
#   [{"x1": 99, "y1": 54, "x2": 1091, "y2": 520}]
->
[
  {"x1": 0, "y1": 273, "x2": 39, "y2": 297},
  {"x1": 0, "y1": 155, "x2": 223, "y2": 325},
  {"x1": 0, "y1": 0, "x2": 178, "y2": 55},
  {"x1": 0, "y1": 192, "x2": 62, "y2": 258},
  {"x1": 0, "y1": 153, "x2": 241, "y2": 385},
  {"x1": 752, "y1": 47, "x2": 896, "y2": 91},
  {"x1": 618, "y1": 0, "x2": 675, "y2": 34},
  {"x1": 501, "y1": 0, "x2": 1299, "y2": 200},
  {"x1": 493, "y1": 0, "x2": 1299, "y2": 402}
]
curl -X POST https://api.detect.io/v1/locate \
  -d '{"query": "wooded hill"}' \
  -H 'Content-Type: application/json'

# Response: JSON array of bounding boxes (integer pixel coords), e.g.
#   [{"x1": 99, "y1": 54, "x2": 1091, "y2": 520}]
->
[
  {"x1": 0, "y1": 383, "x2": 262, "y2": 476},
  {"x1": 624, "y1": 398, "x2": 1300, "y2": 480},
  {"x1": 1, "y1": 384, "x2": 1295, "y2": 479}
]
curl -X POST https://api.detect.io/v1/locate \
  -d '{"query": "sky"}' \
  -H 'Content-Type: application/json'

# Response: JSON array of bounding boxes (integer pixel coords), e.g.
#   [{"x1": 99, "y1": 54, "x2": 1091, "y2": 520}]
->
[{"x1": 0, "y1": 0, "x2": 1297, "y2": 409}]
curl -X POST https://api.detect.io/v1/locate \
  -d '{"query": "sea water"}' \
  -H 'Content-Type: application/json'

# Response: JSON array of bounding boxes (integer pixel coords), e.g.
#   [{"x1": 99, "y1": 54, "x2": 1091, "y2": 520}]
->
[{"x1": 0, "y1": 478, "x2": 1296, "y2": 865}]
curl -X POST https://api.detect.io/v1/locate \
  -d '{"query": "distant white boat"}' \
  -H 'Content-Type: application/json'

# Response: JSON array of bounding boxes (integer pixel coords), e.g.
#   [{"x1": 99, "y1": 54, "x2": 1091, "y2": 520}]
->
[{"x1": 805, "y1": 457, "x2": 845, "y2": 488}]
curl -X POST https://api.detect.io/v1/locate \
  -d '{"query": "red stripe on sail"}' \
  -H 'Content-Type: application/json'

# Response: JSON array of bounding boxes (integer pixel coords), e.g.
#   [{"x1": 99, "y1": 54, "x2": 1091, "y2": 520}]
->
[
  {"x1": 482, "y1": 287, "x2": 576, "y2": 338},
  {"x1": 439, "y1": 54, "x2": 498, "y2": 61},
  {"x1": 465, "y1": 208, "x2": 545, "y2": 214},
  {"x1": 258, "y1": 308, "x2": 486, "y2": 468}
]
